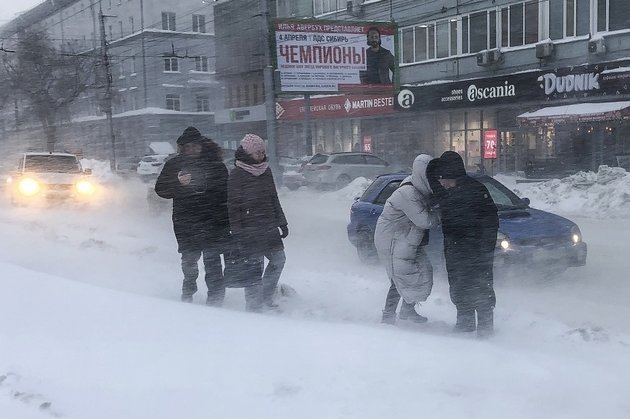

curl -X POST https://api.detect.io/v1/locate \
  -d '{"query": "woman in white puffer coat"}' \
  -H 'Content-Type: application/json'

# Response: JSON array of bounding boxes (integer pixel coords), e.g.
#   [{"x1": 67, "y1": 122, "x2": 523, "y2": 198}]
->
[{"x1": 374, "y1": 154, "x2": 437, "y2": 324}]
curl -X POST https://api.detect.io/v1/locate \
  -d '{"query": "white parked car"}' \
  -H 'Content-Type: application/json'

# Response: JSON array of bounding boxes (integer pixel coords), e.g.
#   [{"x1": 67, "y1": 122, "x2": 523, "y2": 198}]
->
[
  {"x1": 136, "y1": 154, "x2": 172, "y2": 177},
  {"x1": 302, "y1": 152, "x2": 392, "y2": 189}
]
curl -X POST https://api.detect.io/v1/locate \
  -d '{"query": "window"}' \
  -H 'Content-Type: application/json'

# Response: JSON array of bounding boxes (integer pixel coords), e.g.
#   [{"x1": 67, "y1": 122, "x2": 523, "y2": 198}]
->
[
  {"x1": 196, "y1": 95, "x2": 210, "y2": 112},
  {"x1": 597, "y1": 0, "x2": 630, "y2": 32},
  {"x1": 500, "y1": 1, "x2": 539, "y2": 47},
  {"x1": 130, "y1": 56, "x2": 137, "y2": 74},
  {"x1": 119, "y1": 59, "x2": 125, "y2": 76},
  {"x1": 166, "y1": 94, "x2": 181, "y2": 111},
  {"x1": 332, "y1": 154, "x2": 365, "y2": 164},
  {"x1": 162, "y1": 12, "x2": 176, "y2": 31},
  {"x1": 365, "y1": 155, "x2": 388, "y2": 166},
  {"x1": 129, "y1": 16, "x2": 134, "y2": 33},
  {"x1": 374, "y1": 181, "x2": 402, "y2": 205},
  {"x1": 550, "y1": 0, "x2": 590, "y2": 39},
  {"x1": 195, "y1": 56, "x2": 209, "y2": 72},
  {"x1": 164, "y1": 57, "x2": 179, "y2": 72},
  {"x1": 313, "y1": 0, "x2": 344, "y2": 15},
  {"x1": 119, "y1": 21, "x2": 123, "y2": 38},
  {"x1": 192, "y1": 15, "x2": 206, "y2": 33}
]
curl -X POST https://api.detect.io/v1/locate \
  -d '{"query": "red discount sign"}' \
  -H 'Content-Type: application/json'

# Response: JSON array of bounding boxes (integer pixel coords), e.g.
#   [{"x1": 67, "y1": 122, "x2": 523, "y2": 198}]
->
[
  {"x1": 483, "y1": 130, "x2": 498, "y2": 159},
  {"x1": 363, "y1": 135, "x2": 372, "y2": 153}
]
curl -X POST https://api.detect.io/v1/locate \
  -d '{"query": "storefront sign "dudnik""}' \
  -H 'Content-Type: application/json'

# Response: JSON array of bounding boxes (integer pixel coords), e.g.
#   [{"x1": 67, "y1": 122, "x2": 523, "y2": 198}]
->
[{"x1": 395, "y1": 60, "x2": 630, "y2": 112}]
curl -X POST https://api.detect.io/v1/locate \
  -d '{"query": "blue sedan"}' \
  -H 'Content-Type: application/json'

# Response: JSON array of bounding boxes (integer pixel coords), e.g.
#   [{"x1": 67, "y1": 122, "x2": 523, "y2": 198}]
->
[{"x1": 347, "y1": 173, "x2": 587, "y2": 276}]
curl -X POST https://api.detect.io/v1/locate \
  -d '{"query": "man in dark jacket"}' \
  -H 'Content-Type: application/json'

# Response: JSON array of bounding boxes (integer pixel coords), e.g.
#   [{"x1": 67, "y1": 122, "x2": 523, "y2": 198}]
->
[
  {"x1": 227, "y1": 134, "x2": 288, "y2": 312},
  {"x1": 432, "y1": 151, "x2": 499, "y2": 337},
  {"x1": 360, "y1": 27, "x2": 395, "y2": 85},
  {"x1": 155, "y1": 127, "x2": 230, "y2": 305}
]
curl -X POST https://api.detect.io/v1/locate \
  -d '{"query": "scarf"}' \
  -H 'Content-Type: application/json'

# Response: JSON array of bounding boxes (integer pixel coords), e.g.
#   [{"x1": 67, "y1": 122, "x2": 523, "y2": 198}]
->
[{"x1": 235, "y1": 160, "x2": 269, "y2": 176}]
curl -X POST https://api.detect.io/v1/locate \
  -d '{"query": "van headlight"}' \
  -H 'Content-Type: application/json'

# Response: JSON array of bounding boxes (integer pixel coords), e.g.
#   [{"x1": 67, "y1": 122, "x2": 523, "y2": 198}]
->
[
  {"x1": 18, "y1": 178, "x2": 40, "y2": 196},
  {"x1": 496, "y1": 232, "x2": 510, "y2": 250},
  {"x1": 570, "y1": 226, "x2": 582, "y2": 244},
  {"x1": 75, "y1": 180, "x2": 95, "y2": 195}
]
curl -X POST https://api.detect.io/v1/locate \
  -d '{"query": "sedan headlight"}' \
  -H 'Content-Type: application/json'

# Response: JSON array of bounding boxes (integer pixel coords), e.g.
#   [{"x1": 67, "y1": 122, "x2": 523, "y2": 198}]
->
[
  {"x1": 570, "y1": 226, "x2": 582, "y2": 244},
  {"x1": 75, "y1": 180, "x2": 95, "y2": 195},
  {"x1": 18, "y1": 178, "x2": 40, "y2": 196},
  {"x1": 496, "y1": 232, "x2": 510, "y2": 250}
]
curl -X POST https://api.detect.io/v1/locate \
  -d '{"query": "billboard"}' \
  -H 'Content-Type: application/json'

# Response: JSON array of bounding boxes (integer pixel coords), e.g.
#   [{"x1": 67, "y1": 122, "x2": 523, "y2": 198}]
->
[{"x1": 273, "y1": 20, "x2": 397, "y2": 93}]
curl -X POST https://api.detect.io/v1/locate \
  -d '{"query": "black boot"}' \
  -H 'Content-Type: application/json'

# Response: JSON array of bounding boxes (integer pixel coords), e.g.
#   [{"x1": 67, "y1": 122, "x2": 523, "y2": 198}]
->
[
  {"x1": 398, "y1": 302, "x2": 428, "y2": 323},
  {"x1": 453, "y1": 308, "x2": 476, "y2": 332},
  {"x1": 476, "y1": 308, "x2": 494, "y2": 338}
]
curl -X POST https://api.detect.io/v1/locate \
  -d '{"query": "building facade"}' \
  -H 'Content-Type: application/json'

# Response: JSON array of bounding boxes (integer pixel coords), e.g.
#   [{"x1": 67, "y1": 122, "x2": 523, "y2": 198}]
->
[
  {"x1": 0, "y1": 0, "x2": 220, "y2": 163},
  {"x1": 275, "y1": 0, "x2": 630, "y2": 172}
]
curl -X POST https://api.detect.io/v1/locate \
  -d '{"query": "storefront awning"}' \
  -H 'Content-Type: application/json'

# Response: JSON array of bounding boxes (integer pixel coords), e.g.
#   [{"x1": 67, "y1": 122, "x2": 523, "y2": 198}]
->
[{"x1": 517, "y1": 101, "x2": 630, "y2": 125}]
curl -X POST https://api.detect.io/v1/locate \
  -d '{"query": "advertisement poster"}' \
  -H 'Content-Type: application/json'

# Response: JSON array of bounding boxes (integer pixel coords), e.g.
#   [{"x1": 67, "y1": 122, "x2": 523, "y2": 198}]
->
[
  {"x1": 483, "y1": 130, "x2": 498, "y2": 159},
  {"x1": 273, "y1": 19, "x2": 397, "y2": 93},
  {"x1": 363, "y1": 135, "x2": 372, "y2": 153}
]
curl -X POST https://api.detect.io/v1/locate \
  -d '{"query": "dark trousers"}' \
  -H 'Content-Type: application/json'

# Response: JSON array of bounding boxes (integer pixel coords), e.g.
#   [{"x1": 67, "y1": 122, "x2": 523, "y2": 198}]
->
[
  {"x1": 181, "y1": 248, "x2": 225, "y2": 305},
  {"x1": 445, "y1": 249, "x2": 495, "y2": 329},
  {"x1": 243, "y1": 249, "x2": 286, "y2": 312}
]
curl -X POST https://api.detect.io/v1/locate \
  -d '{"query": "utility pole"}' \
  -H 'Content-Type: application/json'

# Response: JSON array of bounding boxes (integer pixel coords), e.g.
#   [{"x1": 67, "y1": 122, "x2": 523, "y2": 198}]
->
[
  {"x1": 98, "y1": 6, "x2": 117, "y2": 171},
  {"x1": 303, "y1": 93, "x2": 313, "y2": 155},
  {"x1": 260, "y1": 0, "x2": 280, "y2": 175}
]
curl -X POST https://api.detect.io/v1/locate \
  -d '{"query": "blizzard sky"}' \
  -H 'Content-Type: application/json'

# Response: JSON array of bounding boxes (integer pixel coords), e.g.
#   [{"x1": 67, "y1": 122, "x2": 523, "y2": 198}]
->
[{"x1": 0, "y1": 0, "x2": 42, "y2": 24}]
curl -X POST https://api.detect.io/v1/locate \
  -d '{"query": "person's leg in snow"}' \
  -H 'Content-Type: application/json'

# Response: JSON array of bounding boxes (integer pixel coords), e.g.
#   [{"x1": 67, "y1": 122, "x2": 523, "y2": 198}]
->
[
  {"x1": 202, "y1": 248, "x2": 225, "y2": 306},
  {"x1": 244, "y1": 284, "x2": 263, "y2": 312},
  {"x1": 262, "y1": 249, "x2": 286, "y2": 308},
  {"x1": 180, "y1": 250, "x2": 201, "y2": 302},
  {"x1": 382, "y1": 281, "x2": 400, "y2": 324},
  {"x1": 398, "y1": 301, "x2": 428, "y2": 323}
]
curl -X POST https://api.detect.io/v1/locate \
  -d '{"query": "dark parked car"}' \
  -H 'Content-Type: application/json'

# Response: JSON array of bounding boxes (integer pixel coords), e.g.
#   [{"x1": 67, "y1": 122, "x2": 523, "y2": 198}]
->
[{"x1": 347, "y1": 173, "x2": 587, "y2": 277}]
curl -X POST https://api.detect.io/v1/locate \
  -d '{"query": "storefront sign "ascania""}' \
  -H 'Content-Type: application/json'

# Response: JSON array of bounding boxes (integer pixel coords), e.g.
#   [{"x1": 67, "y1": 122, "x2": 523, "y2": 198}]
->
[{"x1": 467, "y1": 81, "x2": 516, "y2": 102}]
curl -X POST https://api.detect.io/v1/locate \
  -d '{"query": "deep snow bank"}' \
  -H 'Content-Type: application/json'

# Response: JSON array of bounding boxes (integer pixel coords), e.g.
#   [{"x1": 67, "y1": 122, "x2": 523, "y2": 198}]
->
[{"x1": 510, "y1": 166, "x2": 630, "y2": 218}]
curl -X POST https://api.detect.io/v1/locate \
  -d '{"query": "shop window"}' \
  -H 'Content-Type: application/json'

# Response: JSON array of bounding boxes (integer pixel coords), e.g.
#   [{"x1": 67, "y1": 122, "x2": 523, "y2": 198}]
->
[{"x1": 597, "y1": 0, "x2": 630, "y2": 32}]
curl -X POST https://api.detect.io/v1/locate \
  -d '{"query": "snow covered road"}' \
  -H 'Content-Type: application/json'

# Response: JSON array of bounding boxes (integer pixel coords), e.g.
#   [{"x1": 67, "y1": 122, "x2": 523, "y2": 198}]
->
[{"x1": 1, "y1": 175, "x2": 629, "y2": 418}]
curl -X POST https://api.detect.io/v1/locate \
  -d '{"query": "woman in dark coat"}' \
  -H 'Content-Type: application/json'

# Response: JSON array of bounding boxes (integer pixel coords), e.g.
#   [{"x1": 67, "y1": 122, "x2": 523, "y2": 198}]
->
[
  {"x1": 227, "y1": 133, "x2": 288, "y2": 312},
  {"x1": 155, "y1": 127, "x2": 230, "y2": 305}
]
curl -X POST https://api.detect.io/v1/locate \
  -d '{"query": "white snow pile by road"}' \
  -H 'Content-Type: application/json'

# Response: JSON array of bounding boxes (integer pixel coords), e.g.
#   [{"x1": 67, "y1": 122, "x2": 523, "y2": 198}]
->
[
  {"x1": 328, "y1": 176, "x2": 373, "y2": 200},
  {"x1": 512, "y1": 166, "x2": 630, "y2": 218}
]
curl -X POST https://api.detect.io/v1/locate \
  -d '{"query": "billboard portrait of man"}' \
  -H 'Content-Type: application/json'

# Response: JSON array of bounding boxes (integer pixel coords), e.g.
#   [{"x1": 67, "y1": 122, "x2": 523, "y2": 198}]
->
[{"x1": 360, "y1": 27, "x2": 395, "y2": 85}]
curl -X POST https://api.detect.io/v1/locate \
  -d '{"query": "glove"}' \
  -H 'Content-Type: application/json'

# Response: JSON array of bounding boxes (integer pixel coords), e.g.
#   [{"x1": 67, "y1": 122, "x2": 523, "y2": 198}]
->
[{"x1": 279, "y1": 225, "x2": 289, "y2": 239}]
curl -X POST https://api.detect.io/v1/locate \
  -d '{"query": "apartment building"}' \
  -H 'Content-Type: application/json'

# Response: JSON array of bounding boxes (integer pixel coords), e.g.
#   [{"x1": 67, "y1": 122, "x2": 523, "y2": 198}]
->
[{"x1": 0, "y1": 0, "x2": 219, "y2": 162}]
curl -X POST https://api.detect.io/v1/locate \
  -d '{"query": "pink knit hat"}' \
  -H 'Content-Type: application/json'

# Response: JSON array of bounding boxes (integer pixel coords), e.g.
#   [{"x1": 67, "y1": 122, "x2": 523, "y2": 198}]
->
[{"x1": 240, "y1": 133, "x2": 266, "y2": 155}]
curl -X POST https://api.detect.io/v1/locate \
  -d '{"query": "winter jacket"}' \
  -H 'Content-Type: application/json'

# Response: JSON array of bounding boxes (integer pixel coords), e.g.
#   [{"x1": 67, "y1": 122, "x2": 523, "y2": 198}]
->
[
  {"x1": 374, "y1": 154, "x2": 437, "y2": 304},
  {"x1": 360, "y1": 46, "x2": 395, "y2": 84},
  {"x1": 154, "y1": 153, "x2": 230, "y2": 253},
  {"x1": 227, "y1": 152, "x2": 287, "y2": 257},
  {"x1": 433, "y1": 151, "x2": 499, "y2": 311}
]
